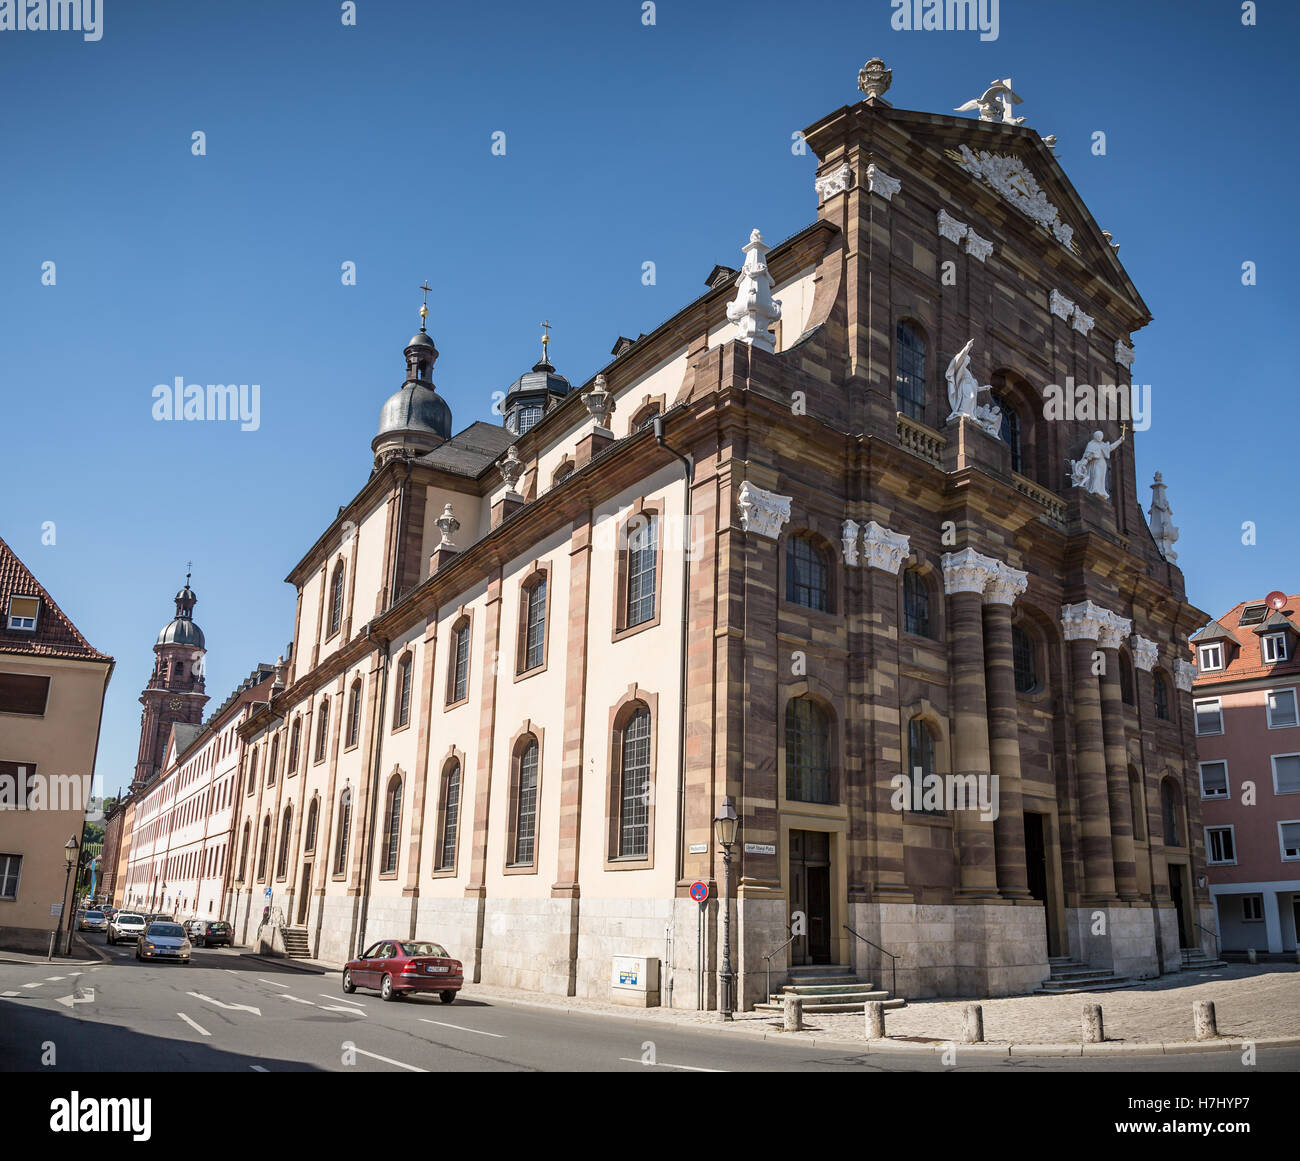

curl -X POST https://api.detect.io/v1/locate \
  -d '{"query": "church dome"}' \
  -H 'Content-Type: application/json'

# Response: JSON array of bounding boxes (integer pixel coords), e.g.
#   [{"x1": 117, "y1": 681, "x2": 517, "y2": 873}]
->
[
  {"x1": 157, "y1": 618, "x2": 205, "y2": 649},
  {"x1": 373, "y1": 381, "x2": 453, "y2": 448},
  {"x1": 505, "y1": 357, "x2": 572, "y2": 402}
]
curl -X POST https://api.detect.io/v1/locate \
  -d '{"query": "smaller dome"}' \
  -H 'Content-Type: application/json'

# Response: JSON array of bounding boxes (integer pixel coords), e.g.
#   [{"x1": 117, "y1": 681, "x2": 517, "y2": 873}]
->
[
  {"x1": 157, "y1": 618, "x2": 205, "y2": 649},
  {"x1": 505, "y1": 358, "x2": 572, "y2": 401},
  {"x1": 406, "y1": 330, "x2": 437, "y2": 351},
  {"x1": 374, "y1": 381, "x2": 452, "y2": 447}
]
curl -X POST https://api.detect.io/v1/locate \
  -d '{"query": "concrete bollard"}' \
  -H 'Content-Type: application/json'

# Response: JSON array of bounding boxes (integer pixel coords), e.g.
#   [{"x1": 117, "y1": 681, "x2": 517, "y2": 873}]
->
[
  {"x1": 1082, "y1": 1003, "x2": 1104, "y2": 1043},
  {"x1": 1246, "y1": 948, "x2": 1257, "y2": 965},
  {"x1": 962, "y1": 1002, "x2": 984, "y2": 1043},
  {"x1": 1193, "y1": 1000, "x2": 1218, "y2": 1041},
  {"x1": 783, "y1": 994, "x2": 803, "y2": 1032},
  {"x1": 864, "y1": 1000, "x2": 886, "y2": 1040}
]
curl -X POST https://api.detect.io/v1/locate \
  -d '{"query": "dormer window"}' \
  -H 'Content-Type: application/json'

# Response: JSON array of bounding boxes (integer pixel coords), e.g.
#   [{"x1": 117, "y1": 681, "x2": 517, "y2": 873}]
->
[
  {"x1": 1239, "y1": 604, "x2": 1268, "y2": 626},
  {"x1": 6, "y1": 595, "x2": 39, "y2": 632},
  {"x1": 1197, "y1": 643, "x2": 1224, "y2": 672},
  {"x1": 516, "y1": 404, "x2": 543, "y2": 435},
  {"x1": 1262, "y1": 633, "x2": 1289, "y2": 664}
]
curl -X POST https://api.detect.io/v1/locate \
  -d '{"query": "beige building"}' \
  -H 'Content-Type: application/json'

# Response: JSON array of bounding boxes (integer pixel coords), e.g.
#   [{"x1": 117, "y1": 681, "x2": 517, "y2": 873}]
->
[{"x1": 0, "y1": 534, "x2": 113, "y2": 952}]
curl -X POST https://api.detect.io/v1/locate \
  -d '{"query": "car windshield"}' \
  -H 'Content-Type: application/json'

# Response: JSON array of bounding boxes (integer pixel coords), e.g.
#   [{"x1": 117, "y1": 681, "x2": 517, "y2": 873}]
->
[
  {"x1": 118, "y1": 914, "x2": 144, "y2": 924},
  {"x1": 148, "y1": 924, "x2": 184, "y2": 938},
  {"x1": 208, "y1": 923, "x2": 229, "y2": 931},
  {"x1": 85, "y1": 912, "x2": 104, "y2": 920},
  {"x1": 400, "y1": 942, "x2": 449, "y2": 958}
]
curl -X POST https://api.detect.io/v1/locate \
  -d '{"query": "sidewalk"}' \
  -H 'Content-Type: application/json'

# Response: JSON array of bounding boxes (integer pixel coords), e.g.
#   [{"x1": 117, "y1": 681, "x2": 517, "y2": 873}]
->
[{"x1": 0, "y1": 934, "x2": 111, "y2": 966}]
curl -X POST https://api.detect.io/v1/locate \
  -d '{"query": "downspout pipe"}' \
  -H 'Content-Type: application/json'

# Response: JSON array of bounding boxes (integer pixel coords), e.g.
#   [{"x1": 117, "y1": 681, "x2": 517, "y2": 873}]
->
[{"x1": 354, "y1": 627, "x2": 391, "y2": 955}]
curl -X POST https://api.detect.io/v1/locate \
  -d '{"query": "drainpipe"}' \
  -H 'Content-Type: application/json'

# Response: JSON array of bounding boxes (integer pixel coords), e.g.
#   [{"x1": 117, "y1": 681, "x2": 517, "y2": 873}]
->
[{"x1": 354, "y1": 627, "x2": 391, "y2": 957}]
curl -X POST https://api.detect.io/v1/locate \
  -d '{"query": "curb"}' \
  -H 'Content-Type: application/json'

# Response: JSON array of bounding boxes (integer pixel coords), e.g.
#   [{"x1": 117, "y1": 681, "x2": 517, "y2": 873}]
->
[{"x1": 240, "y1": 952, "x2": 332, "y2": 975}]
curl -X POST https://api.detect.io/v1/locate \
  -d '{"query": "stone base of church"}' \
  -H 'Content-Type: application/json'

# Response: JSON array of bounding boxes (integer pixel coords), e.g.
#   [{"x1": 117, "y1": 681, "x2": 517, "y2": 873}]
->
[{"x1": 1065, "y1": 904, "x2": 1164, "y2": 980}]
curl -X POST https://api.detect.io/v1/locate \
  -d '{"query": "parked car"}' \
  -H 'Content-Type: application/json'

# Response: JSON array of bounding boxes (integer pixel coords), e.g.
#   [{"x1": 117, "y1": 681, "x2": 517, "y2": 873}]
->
[
  {"x1": 144, "y1": 913, "x2": 174, "y2": 924},
  {"x1": 108, "y1": 912, "x2": 147, "y2": 945},
  {"x1": 136, "y1": 922, "x2": 192, "y2": 964},
  {"x1": 188, "y1": 920, "x2": 232, "y2": 948},
  {"x1": 343, "y1": 940, "x2": 463, "y2": 1003},
  {"x1": 78, "y1": 910, "x2": 108, "y2": 933}
]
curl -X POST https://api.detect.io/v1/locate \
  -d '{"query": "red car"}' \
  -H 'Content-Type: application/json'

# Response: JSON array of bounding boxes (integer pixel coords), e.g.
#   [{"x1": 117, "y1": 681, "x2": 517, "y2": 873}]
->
[{"x1": 343, "y1": 940, "x2": 464, "y2": 1003}]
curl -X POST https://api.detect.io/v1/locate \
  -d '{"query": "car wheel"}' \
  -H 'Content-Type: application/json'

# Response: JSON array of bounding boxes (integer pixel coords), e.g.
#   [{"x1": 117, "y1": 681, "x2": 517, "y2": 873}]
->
[
  {"x1": 342, "y1": 969, "x2": 356, "y2": 994},
  {"x1": 381, "y1": 974, "x2": 396, "y2": 1002},
  {"x1": 440, "y1": 991, "x2": 456, "y2": 1005}
]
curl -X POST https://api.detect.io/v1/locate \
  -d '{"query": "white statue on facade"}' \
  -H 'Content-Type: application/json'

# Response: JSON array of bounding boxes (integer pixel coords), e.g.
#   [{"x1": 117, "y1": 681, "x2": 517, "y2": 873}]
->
[
  {"x1": 955, "y1": 78, "x2": 1025, "y2": 125},
  {"x1": 1148, "y1": 472, "x2": 1179, "y2": 562},
  {"x1": 1068, "y1": 430, "x2": 1125, "y2": 499},
  {"x1": 725, "y1": 229, "x2": 782, "y2": 354},
  {"x1": 944, "y1": 339, "x2": 1003, "y2": 437}
]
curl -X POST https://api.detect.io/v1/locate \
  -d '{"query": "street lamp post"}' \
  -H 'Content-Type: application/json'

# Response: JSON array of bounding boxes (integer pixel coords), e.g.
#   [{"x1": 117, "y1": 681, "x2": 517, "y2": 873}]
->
[
  {"x1": 713, "y1": 796, "x2": 739, "y2": 1022},
  {"x1": 55, "y1": 836, "x2": 78, "y2": 958}
]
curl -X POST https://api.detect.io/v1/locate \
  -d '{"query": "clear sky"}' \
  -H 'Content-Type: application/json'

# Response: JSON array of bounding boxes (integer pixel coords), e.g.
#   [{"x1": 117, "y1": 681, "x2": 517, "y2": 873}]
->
[{"x1": 0, "y1": 0, "x2": 1294, "y2": 795}]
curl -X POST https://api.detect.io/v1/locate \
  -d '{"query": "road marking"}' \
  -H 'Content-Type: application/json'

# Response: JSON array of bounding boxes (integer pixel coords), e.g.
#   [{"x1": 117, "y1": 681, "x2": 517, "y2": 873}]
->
[
  {"x1": 323, "y1": 994, "x2": 364, "y2": 1007},
  {"x1": 186, "y1": 992, "x2": 261, "y2": 1016},
  {"x1": 67, "y1": 972, "x2": 81, "y2": 977},
  {"x1": 1, "y1": 990, "x2": 20, "y2": 997},
  {"x1": 281, "y1": 995, "x2": 316, "y2": 1006},
  {"x1": 350, "y1": 1046, "x2": 427, "y2": 1073},
  {"x1": 56, "y1": 988, "x2": 95, "y2": 1009},
  {"x1": 250, "y1": 1065, "x2": 268, "y2": 1072},
  {"x1": 618, "y1": 1058, "x2": 725, "y2": 1072},
  {"x1": 45, "y1": 975, "x2": 65, "y2": 982},
  {"x1": 178, "y1": 1012, "x2": 211, "y2": 1037},
  {"x1": 420, "y1": 1019, "x2": 505, "y2": 1038},
  {"x1": 258, "y1": 978, "x2": 291, "y2": 989},
  {"x1": 22, "y1": 982, "x2": 43, "y2": 989},
  {"x1": 320, "y1": 1004, "x2": 367, "y2": 1016}
]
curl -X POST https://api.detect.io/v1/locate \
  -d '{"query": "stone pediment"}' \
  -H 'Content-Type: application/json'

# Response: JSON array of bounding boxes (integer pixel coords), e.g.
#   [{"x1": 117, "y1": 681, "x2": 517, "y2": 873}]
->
[{"x1": 946, "y1": 144, "x2": 1076, "y2": 252}]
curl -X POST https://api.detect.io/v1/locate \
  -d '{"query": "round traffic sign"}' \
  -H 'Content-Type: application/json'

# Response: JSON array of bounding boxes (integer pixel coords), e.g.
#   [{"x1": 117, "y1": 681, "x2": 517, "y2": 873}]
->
[{"x1": 689, "y1": 880, "x2": 709, "y2": 903}]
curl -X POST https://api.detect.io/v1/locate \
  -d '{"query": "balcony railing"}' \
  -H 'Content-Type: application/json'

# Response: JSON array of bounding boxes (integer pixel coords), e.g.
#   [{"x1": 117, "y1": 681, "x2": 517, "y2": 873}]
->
[{"x1": 895, "y1": 413, "x2": 946, "y2": 468}]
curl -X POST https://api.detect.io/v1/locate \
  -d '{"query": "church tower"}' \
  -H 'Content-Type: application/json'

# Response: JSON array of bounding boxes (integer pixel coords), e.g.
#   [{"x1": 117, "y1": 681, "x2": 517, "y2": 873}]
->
[{"x1": 131, "y1": 572, "x2": 209, "y2": 790}]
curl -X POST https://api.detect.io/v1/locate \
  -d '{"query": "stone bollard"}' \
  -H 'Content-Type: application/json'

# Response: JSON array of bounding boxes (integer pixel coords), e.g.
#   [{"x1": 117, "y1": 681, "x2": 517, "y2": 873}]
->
[
  {"x1": 1295, "y1": 949, "x2": 1300, "y2": 966},
  {"x1": 1082, "y1": 1003, "x2": 1104, "y2": 1043},
  {"x1": 962, "y1": 1002, "x2": 984, "y2": 1043},
  {"x1": 864, "y1": 1000, "x2": 886, "y2": 1040},
  {"x1": 783, "y1": 994, "x2": 803, "y2": 1032},
  {"x1": 1193, "y1": 1000, "x2": 1218, "y2": 1041},
  {"x1": 1246, "y1": 948, "x2": 1257, "y2": 965}
]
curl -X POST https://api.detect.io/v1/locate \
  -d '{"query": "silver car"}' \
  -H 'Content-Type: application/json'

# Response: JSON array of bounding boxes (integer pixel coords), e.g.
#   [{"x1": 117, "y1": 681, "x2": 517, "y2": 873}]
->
[
  {"x1": 108, "y1": 912, "x2": 147, "y2": 945},
  {"x1": 136, "y1": 922, "x2": 192, "y2": 963},
  {"x1": 78, "y1": 910, "x2": 108, "y2": 933}
]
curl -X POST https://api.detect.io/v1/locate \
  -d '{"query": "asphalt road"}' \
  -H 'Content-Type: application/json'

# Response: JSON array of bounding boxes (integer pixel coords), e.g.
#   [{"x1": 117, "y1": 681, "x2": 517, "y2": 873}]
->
[{"x1": 2, "y1": 935, "x2": 1296, "y2": 1073}]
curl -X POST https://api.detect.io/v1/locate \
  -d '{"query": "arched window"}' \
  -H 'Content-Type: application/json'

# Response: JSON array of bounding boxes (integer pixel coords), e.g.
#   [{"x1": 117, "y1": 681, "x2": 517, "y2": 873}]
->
[
  {"x1": 1128, "y1": 768, "x2": 1145, "y2": 841},
  {"x1": 906, "y1": 717, "x2": 943, "y2": 814},
  {"x1": 552, "y1": 461, "x2": 575, "y2": 487},
  {"x1": 394, "y1": 654, "x2": 413, "y2": 729},
  {"x1": 256, "y1": 815, "x2": 271, "y2": 881},
  {"x1": 896, "y1": 321, "x2": 926, "y2": 420},
  {"x1": 1161, "y1": 779, "x2": 1182, "y2": 845},
  {"x1": 267, "y1": 736, "x2": 279, "y2": 786},
  {"x1": 631, "y1": 402, "x2": 661, "y2": 432},
  {"x1": 519, "y1": 576, "x2": 548, "y2": 673},
  {"x1": 246, "y1": 747, "x2": 259, "y2": 795},
  {"x1": 1153, "y1": 672, "x2": 1171, "y2": 720},
  {"x1": 995, "y1": 395, "x2": 1023, "y2": 474},
  {"x1": 903, "y1": 569, "x2": 932, "y2": 637},
  {"x1": 276, "y1": 806, "x2": 293, "y2": 879},
  {"x1": 1012, "y1": 626, "x2": 1037, "y2": 693},
  {"x1": 625, "y1": 513, "x2": 658, "y2": 629},
  {"x1": 437, "y1": 761, "x2": 461, "y2": 871},
  {"x1": 785, "y1": 697, "x2": 833, "y2": 804},
  {"x1": 1119, "y1": 654, "x2": 1135, "y2": 705},
  {"x1": 448, "y1": 618, "x2": 471, "y2": 704},
  {"x1": 333, "y1": 789, "x2": 352, "y2": 875},
  {"x1": 304, "y1": 797, "x2": 319, "y2": 855},
  {"x1": 287, "y1": 717, "x2": 301, "y2": 774},
  {"x1": 786, "y1": 535, "x2": 830, "y2": 613},
  {"x1": 511, "y1": 737, "x2": 540, "y2": 866},
  {"x1": 329, "y1": 563, "x2": 345, "y2": 637},
  {"x1": 238, "y1": 821, "x2": 250, "y2": 880},
  {"x1": 346, "y1": 680, "x2": 363, "y2": 748},
  {"x1": 381, "y1": 776, "x2": 403, "y2": 875},
  {"x1": 314, "y1": 698, "x2": 330, "y2": 763},
  {"x1": 618, "y1": 707, "x2": 652, "y2": 857}
]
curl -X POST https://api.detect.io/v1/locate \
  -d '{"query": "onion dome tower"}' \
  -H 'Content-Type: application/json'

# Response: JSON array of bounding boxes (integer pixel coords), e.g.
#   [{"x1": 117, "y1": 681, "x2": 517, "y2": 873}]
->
[
  {"x1": 372, "y1": 289, "x2": 454, "y2": 469},
  {"x1": 502, "y1": 321, "x2": 572, "y2": 436}
]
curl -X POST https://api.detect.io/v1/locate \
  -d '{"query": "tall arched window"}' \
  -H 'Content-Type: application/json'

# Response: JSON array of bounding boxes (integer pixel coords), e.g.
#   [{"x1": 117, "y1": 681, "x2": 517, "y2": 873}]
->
[
  {"x1": 394, "y1": 654, "x2": 413, "y2": 729},
  {"x1": 1119, "y1": 654, "x2": 1135, "y2": 705},
  {"x1": 907, "y1": 717, "x2": 942, "y2": 814},
  {"x1": 267, "y1": 736, "x2": 279, "y2": 786},
  {"x1": 1153, "y1": 672, "x2": 1171, "y2": 720},
  {"x1": 276, "y1": 806, "x2": 293, "y2": 879},
  {"x1": 896, "y1": 321, "x2": 927, "y2": 420},
  {"x1": 314, "y1": 698, "x2": 330, "y2": 763},
  {"x1": 333, "y1": 789, "x2": 352, "y2": 875},
  {"x1": 381, "y1": 776, "x2": 403, "y2": 875},
  {"x1": 287, "y1": 717, "x2": 301, "y2": 774},
  {"x1": 511, "y1": 738, "x2": 540, "y2": 866},
  {"x1": 786, "y1": 697, "x2": 833, "y2": 804},
  {"x1": 786, "y1": 536, "x2": 830, "y2": 612},
  {"x1": 256, "y1": 815, "x2": 271, "y2": 881},
  {"x1": 246, "y1": 747, "x2": 259, "y2": 795},
  {"x1": 1128, "y1": 768, "x2": 1145, "y2": 841},
  {"x1": 1161, "y1": 778, "x2": 1182, "y2": 845},
  {"x1": 625, "y1": 513, "x2": 659, "y2": 629},
  {"x1": 519, "y1": 576, "x2": 548, "y2": 673},
  {"x1": 618, "y1": 707, "x2": 652, "y2": 856},
  {"x1": 437, "y1": 761, "x2": 461, "y2": 871},
  {"x1": 329, "y1": 563, "x2": 345, "y2": 637},
  {"x1": 903, "y1": 569, "x2": 932, "y2": 637},
  {"x1": 238, "y1": 821, "x2": 250, "y2": 880},
  {"x1": 347, "y1": 680, "x2": 363, "y2": 748},
  {"x1": 1012, "y1": 626, "x2": 1037, "y2": 693},
  {"x1": 304, "y1": 797, "x2": 319, "y2": 855},
  {"x1": 448, "y1": 618, "x2": 471, "y2": 704}
]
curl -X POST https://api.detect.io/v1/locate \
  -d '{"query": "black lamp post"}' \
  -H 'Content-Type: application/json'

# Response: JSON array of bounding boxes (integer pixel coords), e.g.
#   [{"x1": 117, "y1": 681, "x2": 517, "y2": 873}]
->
[
  {"x1": 56, "y1": 836, "x2": 78, "y2": 956},
  {"x1": 713, "y1": 796, "x2": 739, "y2": 1021}
]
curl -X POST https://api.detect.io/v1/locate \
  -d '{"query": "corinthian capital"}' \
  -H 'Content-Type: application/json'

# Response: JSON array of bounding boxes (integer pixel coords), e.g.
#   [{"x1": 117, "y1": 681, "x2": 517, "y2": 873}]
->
[
  {"x1": 1060, "y1": 599, "x2": 1110, "y2": 642},
  {"x1": 1096, "y1": 610, "x2": 1132, "y2": 651},
  {"x1": 983, "y1": 561, "x2": 1028, "y2": 606},
  {"x1": 861, "y1": 520, "x2": 910, "y2": 574},
  {"x1": 941, "y1": 547, "x2": 1002, "y2": 595},
  {"x1": 1174, "y1": 658, "x2": 1197, "y2": 692},
  {"x1": 1130, "y1": 635, "x2": 1160, "y2": 672}
]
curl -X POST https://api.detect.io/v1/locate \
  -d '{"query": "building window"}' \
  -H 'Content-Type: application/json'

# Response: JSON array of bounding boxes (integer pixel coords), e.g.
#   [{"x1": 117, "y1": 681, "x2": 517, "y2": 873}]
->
[
  {"x1": 1119, "y1": 655, "x2": 1135, "y2": 705},
  {"x1": 314, "y1": 699, "x2": 330, "y2": 763},
  {"x1": 1012, "y1": 626, "x2": 1037, "y2": 693},
  {"x1": 437, "y1": 761, "x2": 461, "y2": 871},
  {"x1": 5, "y1": 595, "x2": 39, "y2": 632},
  {"x1": 516, "y1": 403, "x2": 543, "y2": 434},
  {"x1": 907, "y1": 718, "x2": 941, "y2": 814},
  {"x1": 394, "y1": 654, "x2": 413, "y2": 729},
  {"x1": 304, "y1": 798, "x2": 319, "y2": 854},
  {"x1": 1272, "y1": 754, "x2": 1300, "y2": 795},
  {"x1": 1197, "y1": 643, "x2": 1223, "y2": 672},
  {"x1": 903, "y1": 570, "x2": 931, "y2": 638},
  {"x1": 519, "y1": 577, "x2": 547, "y2": 673},
  {"x1": 246, "y1": 747, "x2": 259, "y2": 795},
  {"x1": 1153, "y1": 673, "x2": 1171, "y2": 721},
  {"x1": 329, "y1": 564, "x2": 345, "y2": 638},
  {"x1": 448, "y1": 618, "x2": 471, "y2": 704},
  {"x1": 256, "y1": 816, "x2": 271, "y2": 881},
  {"x1": 381, "y1": 777, "x2": 402, "y2": 875},
  {"x1": 1161, "y1": 780, "x2": 1181, "y2": 846},
  {"x1": 0, "y1": 672, "x2": 51, "y2": 716},
  {"x1": 267, "y1": 736, "x2": 279, "y2": 785},
  {"x1": 334, "y1": 790, "x2": 352, "y2": 875},
  {"x1": 1205, "y1": 826, "x2": 1235, "y2": 865},
  {"x1": 786, "y1": 697, "x2": 834, "y2": 804},
  {"x1": 1263, "y1": 634, "x2": 1290, "y2": 664},
  {"x1": 618, "y1": 708, "x2": 652, "y2": 857},
  {"x1": 1128, "y1": 769, "x2": 1145, "y2": 841},
  {"x1": 996, "y1": 397, "x2": 1023, "y2": 474},
  {"x1": 552, "y1": 462, "x2": 575, "y2": 487},
  {"x1": 238, "y1": 823, "x2": 250, "y2": 881},
  {"x1": 347, "y1": 680, "x2": 363, "y2": 748},
  {"x1": 1267, "y1": 688, "x2": 1298, "y2": 729},
  {"x1": 626, "y1": 514, "x2": 658, "y2": 629},
  {"x1": 287, "y1": 718, "x2": 301, "y2": 774},
  {"x1": 276, "y1": 807, "x2": 293, "y2": 879},
  {"x1": 786, "y1": 536, "x2": 830, "y2": 613},
  {"x1": 896, "y1": 321, "x2": 926, "y2": 420},
  {"x1": 633, "y1": 404, "x2": 661, "y2": 432},
  {"x1": 1282, "y1": 822, "x2": 1300, "y2": 860},
  {"x1": 1242, "y1": 895, "x2": 1263, "y2": 922},
  {"x1": 0, "y1": 854, "x2": 21, "y2": 900},
  {"x1": 1194, "y1": 698, "x2": 1223, "y2": 736},
  {"x1": 1198, "y1": 761, "x2": 1229, "y2": 799},
  {"x1": 511, "y1": 738, "x2": 540, "y2": 866}
]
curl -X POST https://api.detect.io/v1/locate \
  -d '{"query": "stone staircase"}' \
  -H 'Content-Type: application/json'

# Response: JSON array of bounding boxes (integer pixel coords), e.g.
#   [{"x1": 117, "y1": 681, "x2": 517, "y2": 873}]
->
[
  {"x1": 281, "y1": 926, "x2": 311, "y2": 959},
  {"x1": 1035, "y1": 955, "x2": 1135, "y2": 994},
  {"x1": 1179, "y1": 947, "x2": 1228, "y2": 970},
  {"x1": 753, "y1": 963, "x2": 907, "y2": 1014}
]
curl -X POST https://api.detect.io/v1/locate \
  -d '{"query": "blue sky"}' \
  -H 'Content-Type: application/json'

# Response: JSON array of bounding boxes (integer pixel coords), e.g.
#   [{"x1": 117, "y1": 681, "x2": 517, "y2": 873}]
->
[{"x1": 0, "y1": 0, "x2": 1293, "y2": 794}]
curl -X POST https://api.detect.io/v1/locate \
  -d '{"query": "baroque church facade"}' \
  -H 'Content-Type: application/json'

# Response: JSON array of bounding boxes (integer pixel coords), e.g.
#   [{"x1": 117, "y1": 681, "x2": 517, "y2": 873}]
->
[{"x1": 218, "y1": 66, "x2": 1212, "y2": 1006}]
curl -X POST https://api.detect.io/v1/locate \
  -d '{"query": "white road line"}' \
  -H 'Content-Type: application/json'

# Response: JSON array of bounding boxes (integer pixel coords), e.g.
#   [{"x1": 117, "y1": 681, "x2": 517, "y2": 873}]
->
[
  {"x1": 618, "y1": 1058, "x2": 725, "y2": 1072},
  {"x1": 67, "y1": 972, "x2": 81, "y2": 977},
  {"x1": 420, "y1": 1018, "x2": 505, "y2": 1038},
  {"x1": 178, "y1": 1013, "x2": 211, "y2": 1037},
  {"x1": 186, "y1": 992, "x2": 261, "y2": 1016},
  {"x1": 320, "y1": 1004, "x2": 368, "y2": 1016},
  {"x1": 250, "y1": 1065, "x2": 268, "y2": 1072},
  {"x1": 351, "y1": 1046, "x2": 427, "y2": 1073},
  {"x1": 1, "y1": 990, "x2": 20, "y2": 998},
  {"x1": 258, "y1": 978, "x2": 291, "y2": 989},
  {"x1": 282, "y1": 995, "x2": 317, "y2": 1005},
  {"x1": 45, "y1": 976, "x2": 65, "y2": 982},
  {"x1": 322, "y1": 994, "x2": 364, "y2": 1007},
  {"x1": 22, "y1": 982, "x2": 43, "y2": 989}
]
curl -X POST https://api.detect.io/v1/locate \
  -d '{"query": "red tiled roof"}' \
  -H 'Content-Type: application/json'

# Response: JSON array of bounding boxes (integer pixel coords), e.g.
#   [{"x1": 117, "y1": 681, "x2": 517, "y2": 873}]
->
[
  {"x1": 1192, "y1": 592, "x2": 1300, "y2": 686},
  {"x1": 0, "y1": 534, "x2": 111, "y2": 662}
]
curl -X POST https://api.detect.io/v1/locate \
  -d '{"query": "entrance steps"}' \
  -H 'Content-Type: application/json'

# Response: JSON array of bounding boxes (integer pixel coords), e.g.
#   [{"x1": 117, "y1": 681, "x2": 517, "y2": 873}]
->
[
  {"x1": 1179, "y1": 947, "x2": 1229, "y2": 970},
  {"x1": 1035, "y1": 956, "x2": 1135, "y2": 994},
  {"x1": 281, "y1": 927, "x2": 311, "y2": 958},
  {"x1": 753, "y1": 964, "x2": 907, "y2": 1014}
]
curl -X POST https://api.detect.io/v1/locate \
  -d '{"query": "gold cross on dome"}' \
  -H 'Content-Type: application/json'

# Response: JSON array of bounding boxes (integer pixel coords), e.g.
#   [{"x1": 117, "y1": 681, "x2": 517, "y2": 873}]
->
[
  {"x1": 540, "y1": 319, "x2": 552, "y2": 360},
  {"x1": 418, "y1": 280, "x2": 433, "y2": 328}
]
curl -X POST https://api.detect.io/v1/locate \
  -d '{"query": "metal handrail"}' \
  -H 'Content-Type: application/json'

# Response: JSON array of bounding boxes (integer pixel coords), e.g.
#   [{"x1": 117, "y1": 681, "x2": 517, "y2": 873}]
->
[
  {"x1": 843, "y1": 925, "x2": 899, "y2": 998},
  {"x1": 1193, "y1": 921, "x2": 1218, "y2": 959},
  {"x1": 762, "y1": 932, "x2": 798, "y2": 1005}
]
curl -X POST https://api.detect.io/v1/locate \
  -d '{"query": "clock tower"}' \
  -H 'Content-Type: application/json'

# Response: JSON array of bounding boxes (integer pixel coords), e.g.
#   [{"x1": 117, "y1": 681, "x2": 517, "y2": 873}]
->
[{"x1": 130, "y1": 572, "x2": 210, "y2": 791}]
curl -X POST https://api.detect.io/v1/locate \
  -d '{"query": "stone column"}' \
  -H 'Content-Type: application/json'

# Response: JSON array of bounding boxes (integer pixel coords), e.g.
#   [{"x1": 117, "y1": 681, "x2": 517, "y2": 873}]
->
[
  {"x1": 1130, "y1": 636, "x2": 1172, "y2": 910},
  {"x1": 1061, "y1": 602, "x2": 1117, "y2": 903},
  {"x1": 940, "y1": 548, "x2": 999, "y2": 900},
  {"x1": 981, "y1": 564, "x2": 1032, "y2": 900},
  {"x1": 1097, "y1": 612, "x2": 1140, "y2": 901}
]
